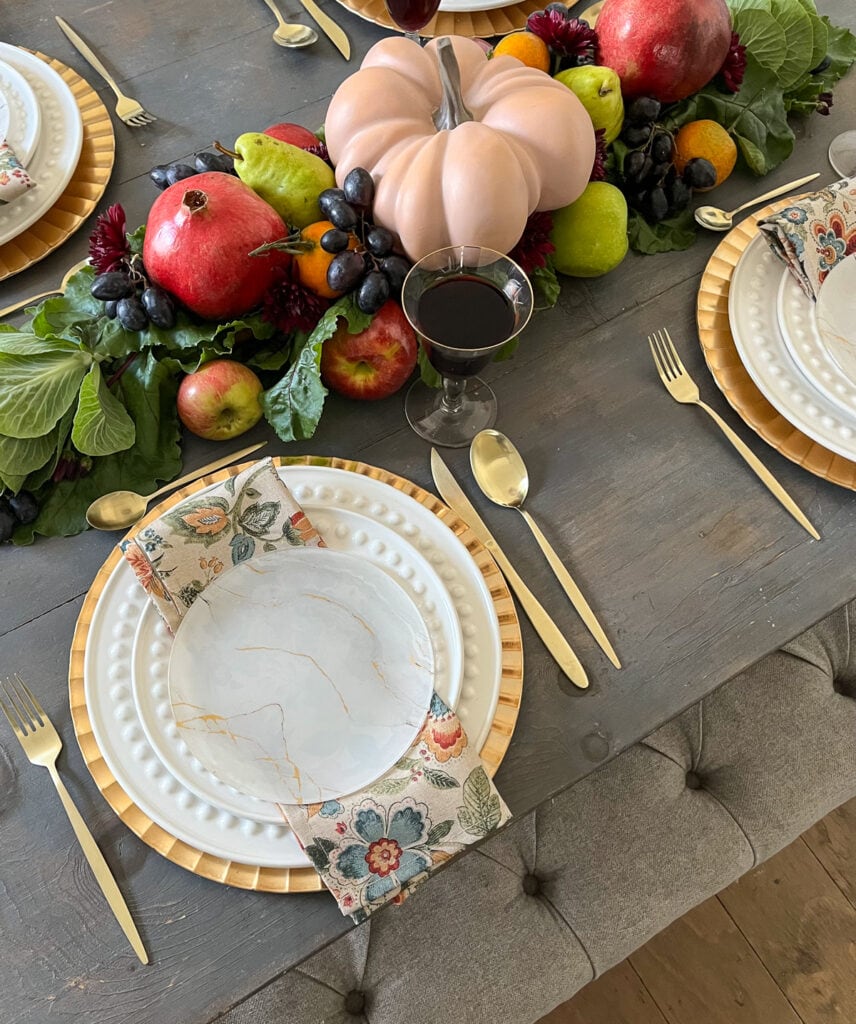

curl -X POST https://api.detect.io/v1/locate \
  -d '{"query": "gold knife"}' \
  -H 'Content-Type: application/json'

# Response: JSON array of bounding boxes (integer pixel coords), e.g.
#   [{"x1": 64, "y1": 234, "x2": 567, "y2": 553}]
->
[
  {"x1": 297, "y1": 0, "x2": 350, "y2": 59},
  {"x1": 431, "y1": 449, "x2": 589, "y2": 690}
]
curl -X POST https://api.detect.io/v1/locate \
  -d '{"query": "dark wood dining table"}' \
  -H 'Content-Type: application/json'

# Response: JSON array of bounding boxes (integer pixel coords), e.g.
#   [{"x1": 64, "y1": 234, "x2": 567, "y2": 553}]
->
[{"x1": 2, "y1": 2, "x2": 855, "y2": 1021}]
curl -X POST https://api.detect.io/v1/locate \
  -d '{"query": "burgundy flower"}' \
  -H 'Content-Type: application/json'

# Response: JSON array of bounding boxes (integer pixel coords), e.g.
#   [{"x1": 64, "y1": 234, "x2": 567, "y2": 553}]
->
[
  {"x1": 526, "y1": 13, "x2": 597, "y2": 62},
  {"x1": 590, "y1": 127, "x2": 607, "y2": 181},
  {"x1": 262, "y1": 261, "x2": 330, "y2": 333},
  {"x1": 509, "y1": 211, "x2": 555, "y2": 274},
  {"x1": 718, "y1": 32, "x2": 747, "y2": 93},
  {"x1": 88, "y1": 203, "x2": 130, "y2": 274},
  {"x1": 305, "y1": 140, "x2": 331, "y2": 165},
  {"x1": 816, "y1": 91, "x2": 834, "y2": 115}
]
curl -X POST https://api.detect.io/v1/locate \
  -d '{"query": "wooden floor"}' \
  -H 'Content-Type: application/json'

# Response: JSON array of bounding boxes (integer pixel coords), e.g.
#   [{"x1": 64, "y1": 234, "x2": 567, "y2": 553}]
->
[{"x1": 539, "y1": 797, "x2": 856, "y2": 1024}]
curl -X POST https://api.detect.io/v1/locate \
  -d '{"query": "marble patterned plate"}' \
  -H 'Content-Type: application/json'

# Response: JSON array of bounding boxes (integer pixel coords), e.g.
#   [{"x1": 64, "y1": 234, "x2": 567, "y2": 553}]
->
[
  {"x1": 816, "y1": 256, "x2": 856, "y2": 385},
  {"x1": 0, "y1": 58, "x2": 41, "y2": 164},
  {"x1": 132, "y1": 499, "x2": 465, "y2": 825}
]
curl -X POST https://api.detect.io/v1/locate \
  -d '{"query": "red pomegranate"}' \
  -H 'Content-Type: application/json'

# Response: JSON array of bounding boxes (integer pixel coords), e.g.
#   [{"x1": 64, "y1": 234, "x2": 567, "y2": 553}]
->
[
  {"x1": 143, "y1": 172, "x2": 289, "y2": 321},
  {"x1": 596, "y1": 0, "x2": 733, "y2": 103}
]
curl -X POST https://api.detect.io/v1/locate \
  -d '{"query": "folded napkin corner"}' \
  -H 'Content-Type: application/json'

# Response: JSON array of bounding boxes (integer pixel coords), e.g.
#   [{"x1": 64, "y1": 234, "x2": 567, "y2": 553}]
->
[{"x1": 0, "y1": 139, "x2": 36, "y2": 204}]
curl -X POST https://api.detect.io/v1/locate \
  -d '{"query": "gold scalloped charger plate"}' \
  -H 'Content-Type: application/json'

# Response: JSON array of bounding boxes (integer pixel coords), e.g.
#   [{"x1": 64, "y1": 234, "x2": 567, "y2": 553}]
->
[
  {"x1": 333, "y1": 0, "x2": 542, "y2": 37},
  {"x1": 0, "y1": 49, "x2": 115, "y2": 282},
  {"x1": 69, "y1": 456, "x2": 524, "y2": 893},
  {"x1": 697, "y1": 197, "x2": 856, "y2": 490}
]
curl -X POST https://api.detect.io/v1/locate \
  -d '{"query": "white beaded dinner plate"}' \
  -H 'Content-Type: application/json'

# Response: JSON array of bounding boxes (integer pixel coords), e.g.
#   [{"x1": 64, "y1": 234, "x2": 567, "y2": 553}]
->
[
  {"x1": 0, "y1": 58, "x2": 41, "y2": 164},
  {"x1": 168, "y1": 547, "x2": 436, "y2": 806},
  {"x1": 728, "y1": 233, "x2": 856, "y2": 461},
  {"x1": 83, "y1": 464, "x2": 505, "y2": 870},
  {"x1": 0, "y1": 43, "x2": 83, "y2": 247},
  {"x1": 132, "y1": 499, "x2": 464, "y2": 824}
]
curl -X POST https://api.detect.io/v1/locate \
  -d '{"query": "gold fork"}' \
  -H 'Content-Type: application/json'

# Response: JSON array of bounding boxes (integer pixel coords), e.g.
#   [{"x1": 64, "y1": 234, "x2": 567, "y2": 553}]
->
[
  {"x1": 55, "y1": 17, "x2": 157, "y2": 127},
  {"x1": 648, "y1": 328, "x2": 820, "y2": 540},
  {"x1": 0, "y1": 675, "x2": 149, "y2": 963}
]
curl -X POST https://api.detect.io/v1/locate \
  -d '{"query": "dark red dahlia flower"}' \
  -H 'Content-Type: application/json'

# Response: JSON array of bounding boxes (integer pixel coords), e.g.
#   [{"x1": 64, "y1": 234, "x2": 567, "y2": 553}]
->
[
  {"x1": 509, "y1": 211, "x2": 555, "y2": 274},
  {"x1": 526, "y1": 12, "x2": 597, "y2": 62},
  {"x1": 88, "y1": 203, "x2": 130, "y2": 274},
  {"x1": 718, "y1": 32, "x2": 747, "y2": 93},
  {"x1": 262, "y1": 262, "x2": 330, "y2": 334}
]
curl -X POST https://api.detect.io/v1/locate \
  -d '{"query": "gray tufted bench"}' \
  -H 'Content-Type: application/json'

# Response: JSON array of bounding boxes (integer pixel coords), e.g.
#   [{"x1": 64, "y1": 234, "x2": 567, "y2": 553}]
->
[{"x1": 219, "y1": 601, "x2": 856, "y2": 1024}]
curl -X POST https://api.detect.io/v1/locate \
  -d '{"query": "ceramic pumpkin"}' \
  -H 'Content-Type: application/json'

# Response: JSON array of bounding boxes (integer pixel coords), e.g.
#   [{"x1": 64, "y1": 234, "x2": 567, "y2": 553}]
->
[{"x1": 324, "y1": 35, "x2": 596, "y2": 262}]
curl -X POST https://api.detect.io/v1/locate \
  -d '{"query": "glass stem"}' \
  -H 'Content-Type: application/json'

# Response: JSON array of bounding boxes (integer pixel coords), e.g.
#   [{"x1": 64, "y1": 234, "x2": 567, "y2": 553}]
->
[
  {"x1": 441, "y1": 376, "x2": 466, "y2": 414},
  {"x1": 404, "y1": 30, "x2": 422, "y2": 43}
]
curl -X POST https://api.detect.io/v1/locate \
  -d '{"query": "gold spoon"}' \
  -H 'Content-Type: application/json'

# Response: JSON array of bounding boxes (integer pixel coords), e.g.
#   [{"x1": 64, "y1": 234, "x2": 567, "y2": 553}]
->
[
  {"x1": 469, "y1": 429, "x2": 621, "y2": 669},
  {"x1": 260, "y1": 0, "x2": 318, "y2": 47},
  {"x1": 85, "y1": 442, "x2": 267, "y2": 531},
  {"x1": 693, "y1": 173, "x2": 820, "y2": 232},
  {"x1": 0, "y1": 259, "x2": 90, "y2": 318}
]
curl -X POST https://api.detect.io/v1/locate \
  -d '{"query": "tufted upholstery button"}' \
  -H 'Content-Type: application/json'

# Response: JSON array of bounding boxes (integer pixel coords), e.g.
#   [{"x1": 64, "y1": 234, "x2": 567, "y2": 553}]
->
[
  {"x1": 522, "y1": 873, "x2": 542, "y2": 896},
  {"x1": 685, "y1": 770, "x2": 703, "y2": 790},
  {"x1": 344, "y1": 990, "x2": 366, "y2": 1016}
]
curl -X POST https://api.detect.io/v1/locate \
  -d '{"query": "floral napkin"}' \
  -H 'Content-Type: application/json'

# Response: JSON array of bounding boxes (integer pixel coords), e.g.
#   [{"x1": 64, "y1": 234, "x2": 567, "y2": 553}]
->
[
  {"x1": 0, "y1": 139, "x2": 35, "y2": 204},
  {"x1": 122, "y1": 457, "x2": 511, "y2": 920},
  {"x1": 758, "y1": 177, "x2": 856, "y2": 300}
]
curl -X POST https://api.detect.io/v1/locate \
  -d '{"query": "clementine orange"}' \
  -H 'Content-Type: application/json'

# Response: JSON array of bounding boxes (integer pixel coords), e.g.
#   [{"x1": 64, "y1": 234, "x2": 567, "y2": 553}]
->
[
  {"x1": 294, "y1": 220, "x2": 358, "y2": 299},
  {"x1": 493, "y1": 32, "x2": 551, "y2": 74},
  {"x1": 672, "y1": 119, "x2": 737, "y2": 190}
]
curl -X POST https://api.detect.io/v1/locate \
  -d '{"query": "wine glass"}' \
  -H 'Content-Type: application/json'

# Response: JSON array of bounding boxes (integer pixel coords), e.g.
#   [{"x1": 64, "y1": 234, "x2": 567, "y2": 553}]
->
[
  {"x1": 829, "y1": 131, "x2": 856, "y2": 179},
  {"x1": 401, "y1": 245, "x2": 534, "y2": 448},
  {"x1": 383, "y1": 0, "x2": 441, "y2": 42}
]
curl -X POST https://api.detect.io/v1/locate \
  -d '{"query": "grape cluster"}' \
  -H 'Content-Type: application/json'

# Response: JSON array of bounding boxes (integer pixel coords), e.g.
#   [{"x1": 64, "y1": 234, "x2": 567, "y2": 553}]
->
[
  {"x1": 149, "y1": 150, "x2": 236, "y2": 191},
  {"x1": 317, "y1": 168, "x2": 411, "y2": 315},
  {"x1": 620, "y1": 97, "x2": 717, "y2": 223},
  {"x1": 0, "y1": 491, "x2": 39, "y2": 543},
  {"x1": 91, "y1": 257, "x2": 176, "y2": 331}
]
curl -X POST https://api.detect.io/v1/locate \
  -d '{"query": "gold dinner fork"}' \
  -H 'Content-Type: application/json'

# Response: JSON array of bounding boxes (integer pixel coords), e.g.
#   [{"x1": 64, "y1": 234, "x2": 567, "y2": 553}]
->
[
  {"x1": 55, "y1": 17, "x2": 157, "y2": 127},
  {"x1": 648, "y1": 328, "x2": 820, "y2": 540},
  {"x1": 0, "y1": 675, "x2": 149, "y2": 963}
]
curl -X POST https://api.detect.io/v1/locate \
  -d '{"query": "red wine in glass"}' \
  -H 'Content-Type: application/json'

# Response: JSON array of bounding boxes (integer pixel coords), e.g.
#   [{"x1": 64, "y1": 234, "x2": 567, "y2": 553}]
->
[{"x1": 384, "y1": 0, "x2": 441, "y2": 36}]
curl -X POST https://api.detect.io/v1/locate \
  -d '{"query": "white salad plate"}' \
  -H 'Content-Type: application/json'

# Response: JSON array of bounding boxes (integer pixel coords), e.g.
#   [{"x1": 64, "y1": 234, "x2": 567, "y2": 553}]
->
[
  {"x1": 816, "y1": 256, "x2": 856, "y2": 385},
  {"x1": 168, "y1": 547, "x2": 436, "y2": 806},
  {"x1": 132, "y1": 497, "x2": 465, "y2": 824},
  {"x1": 84, "y1": 465, "x2": 503, "y2": 869},
  {"x1": 0, "y1": 57, "x2": 41, "y2": 165},
  {"x1": 0, "y1": 43, "x2": 83, "y2": 247},
  {"x1": 776, "y1": 257, "x2": 856, "y2": 421},
  {"x1": 728, "y1": 233, "x2": 856, "y2": 461}
]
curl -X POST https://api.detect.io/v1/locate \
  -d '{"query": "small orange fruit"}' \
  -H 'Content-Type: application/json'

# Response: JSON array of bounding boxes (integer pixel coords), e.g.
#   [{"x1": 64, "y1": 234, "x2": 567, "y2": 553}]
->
[
  {"x1": 293, "y1": 220, "x2": 358, "y2": 299},
  {"x1": 493, "y1": 31, "x2": 551, "y2": 74},
  {"x1": 672, "y1": 119, "x2": 737, "y2": 190}
]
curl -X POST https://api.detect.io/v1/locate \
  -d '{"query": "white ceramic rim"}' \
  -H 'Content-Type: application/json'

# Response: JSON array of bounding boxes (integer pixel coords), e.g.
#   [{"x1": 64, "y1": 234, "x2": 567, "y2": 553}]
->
[{"x1": 0, "y1": 56, "x2": 41, "y2": 164}]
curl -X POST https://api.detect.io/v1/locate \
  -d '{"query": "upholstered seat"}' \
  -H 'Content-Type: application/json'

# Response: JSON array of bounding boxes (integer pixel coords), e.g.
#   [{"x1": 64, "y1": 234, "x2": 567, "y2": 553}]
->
[{"x1": 220, "y1": 602, "x2": 856, "y2": 1024}]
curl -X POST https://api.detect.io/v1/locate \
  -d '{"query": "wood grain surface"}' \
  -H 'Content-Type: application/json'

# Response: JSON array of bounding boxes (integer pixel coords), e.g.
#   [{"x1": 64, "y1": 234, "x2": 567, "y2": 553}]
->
[{"x1": 1, "y1": 1, "x2": 856, "y2": 1022}]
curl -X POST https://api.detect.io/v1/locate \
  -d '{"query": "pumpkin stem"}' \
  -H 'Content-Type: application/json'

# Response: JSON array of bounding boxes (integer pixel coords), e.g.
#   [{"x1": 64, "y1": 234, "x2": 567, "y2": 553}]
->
[{"x1": 433, "y1": 37, "x2": 473, "y2": 131}]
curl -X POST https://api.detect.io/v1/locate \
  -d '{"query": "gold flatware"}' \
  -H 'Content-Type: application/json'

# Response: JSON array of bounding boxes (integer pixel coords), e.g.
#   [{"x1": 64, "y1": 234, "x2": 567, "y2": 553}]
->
[
  {"x1": 260, "y1": 0, "x2": 318, "y2": 48},
  {"x1": 470, "y1": 429, "x2": 621, "y2": 669},
  {"x1": 85, "y1": 442, "x2": 267, "y2": 531},
  {"x1": 0, "y1": 674, "x2": 148, "y2": 964},
  {"x1": 431, "y1": 448, "x2": 589, "y2": 690},
  {"x1": 0, "y1": 259, "x2": 89, "y2": 319},
  {"x1": 295, "y1": 0, "x2": 351, "y2": 59},
  {"x1": 648, "y1": 328, "x2": 820, "y2": 540},
  {"x1": 55, "y1": 17, "x2": 157, "y2": 127},
  {"x1": 694, "y1": 173, "x2": 820, "y2": 231}
]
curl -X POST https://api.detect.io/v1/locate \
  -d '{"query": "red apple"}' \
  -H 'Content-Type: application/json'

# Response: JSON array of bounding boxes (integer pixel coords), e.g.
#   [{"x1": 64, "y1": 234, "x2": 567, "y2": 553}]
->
[
  {"x1": 596, "y1": 0, "x2": 733, "y2": 103},
  {"x1": 321, "y1": 300, "x2": 417, "y2": 401},
  {"x1": 177, "y1": 360, "x2": 264, "y2": 440},
  {"x1": 263, "y1": 122, "x2": 322, "y2": 150}
]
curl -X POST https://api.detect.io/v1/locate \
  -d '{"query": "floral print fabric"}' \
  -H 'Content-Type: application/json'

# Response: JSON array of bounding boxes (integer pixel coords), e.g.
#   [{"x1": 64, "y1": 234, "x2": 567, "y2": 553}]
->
[
  {"x1": 0, "y1": 140, "x2": 35, "y2": 203},
  {"x1": 758, "y1": 177, "x2": 856, "y2": 300},
  {"x1": 122, "y1": 458, "x2": 323, "y2": 632}
]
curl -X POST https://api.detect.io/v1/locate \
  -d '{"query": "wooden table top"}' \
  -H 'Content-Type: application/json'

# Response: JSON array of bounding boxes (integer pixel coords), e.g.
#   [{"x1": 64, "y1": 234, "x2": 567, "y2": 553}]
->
[{"x1": 3, "y1": 1, "x2": 855, "y2": 1021}]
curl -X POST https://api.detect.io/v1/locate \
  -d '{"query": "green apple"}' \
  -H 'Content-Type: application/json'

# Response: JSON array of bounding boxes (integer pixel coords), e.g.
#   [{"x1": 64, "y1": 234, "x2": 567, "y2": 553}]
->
[
  {"x1": 551, "y1": 182, "x2": 629, "y2": 278},
  {"x1": 554, "y1": 65, "x2": 624, "y2": 144}
]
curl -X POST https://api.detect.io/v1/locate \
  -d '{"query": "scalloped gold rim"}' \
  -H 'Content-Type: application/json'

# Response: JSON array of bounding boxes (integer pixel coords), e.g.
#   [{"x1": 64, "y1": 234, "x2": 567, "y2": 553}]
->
[
  {"x1": 332, "y1": 0, "x2": 542, "y2": 38},
  {"x1": 69, "y1": 456, "x2": 524, "y2": 893},
  {"x1": 0, "y1": 50, "x2": 115, "y2": 281},
  {"x1": 696, "y1": 197, "x2": 856, "y2": 490}
]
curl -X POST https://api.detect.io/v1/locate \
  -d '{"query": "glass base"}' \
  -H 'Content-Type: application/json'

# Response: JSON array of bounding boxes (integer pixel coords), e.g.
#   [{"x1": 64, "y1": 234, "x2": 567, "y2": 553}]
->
[{"x1": 405, "y1": 378, "x2": 497, "y2": 448}]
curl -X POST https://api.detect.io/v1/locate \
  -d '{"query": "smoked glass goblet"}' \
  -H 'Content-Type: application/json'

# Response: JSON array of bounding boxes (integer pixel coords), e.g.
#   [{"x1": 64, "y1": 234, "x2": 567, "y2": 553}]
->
[{"x1": 401, "y1": 245, "x2": 533, "y2": 448}]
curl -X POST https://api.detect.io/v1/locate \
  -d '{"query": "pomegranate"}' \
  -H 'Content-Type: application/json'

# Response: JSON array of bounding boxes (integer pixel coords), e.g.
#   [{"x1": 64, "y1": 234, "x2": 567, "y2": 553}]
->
[
  {"x1": 142, "y1": 172, "x2": 290, "y2": 321},
  {"x1": 596, "y1": 0, "x2": 733, "y2": 103}
]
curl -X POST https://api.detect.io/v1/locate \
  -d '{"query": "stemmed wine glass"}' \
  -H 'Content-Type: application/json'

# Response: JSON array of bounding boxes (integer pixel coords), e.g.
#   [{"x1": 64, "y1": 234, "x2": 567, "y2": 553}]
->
[
  {"x1": 401, "y1": 245, "x2": 534, "y2": 448},
  {"x1": 383, "y1": 0, "x2": 441, "y2": 42},
  {"x1": 829, "y1": 130, "x2": 856, "y2": 178}
]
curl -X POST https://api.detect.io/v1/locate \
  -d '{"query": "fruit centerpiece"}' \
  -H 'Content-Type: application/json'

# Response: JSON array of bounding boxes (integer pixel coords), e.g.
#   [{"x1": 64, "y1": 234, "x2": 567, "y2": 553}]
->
[{"x1": 0, "y1": 1, "x2": 854, "y2": 545}]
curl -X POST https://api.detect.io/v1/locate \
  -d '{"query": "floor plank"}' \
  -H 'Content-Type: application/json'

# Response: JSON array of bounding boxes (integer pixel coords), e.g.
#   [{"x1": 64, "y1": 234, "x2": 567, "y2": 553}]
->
[
  {"x1": 537, "y1": 960, "x2": 668, "y2": 1024},
  {"x1": 629, "y1": 896, "x2": 803, "y2": 1024},
  {"x1": 804, "y1": 797, "x2": 856, "y2": 908},
  {"x1": 719, "y1": 836, "x2": 856, "y2": 1023}
]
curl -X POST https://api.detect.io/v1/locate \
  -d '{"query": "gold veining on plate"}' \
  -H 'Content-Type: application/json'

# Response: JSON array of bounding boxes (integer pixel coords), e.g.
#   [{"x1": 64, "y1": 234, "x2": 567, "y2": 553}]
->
[
  {"x1": 68, "y1": 456, "x2": 524, "y2": 893},
  {"x1": 697, "y1": 197, "x2": 856, "y2": 490}
]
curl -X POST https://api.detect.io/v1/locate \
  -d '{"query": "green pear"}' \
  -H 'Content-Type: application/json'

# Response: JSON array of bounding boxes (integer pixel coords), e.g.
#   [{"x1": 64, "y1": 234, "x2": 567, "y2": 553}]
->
[
  {"x1": 233, "y1": 132, "x2": 335, "y2": 228},
  {"x1": 554, "y1": 66, "x2": 624, "y2": 144},
  {"x1": 551, "y1": 182, "x2": 629, "y2": 278}
]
